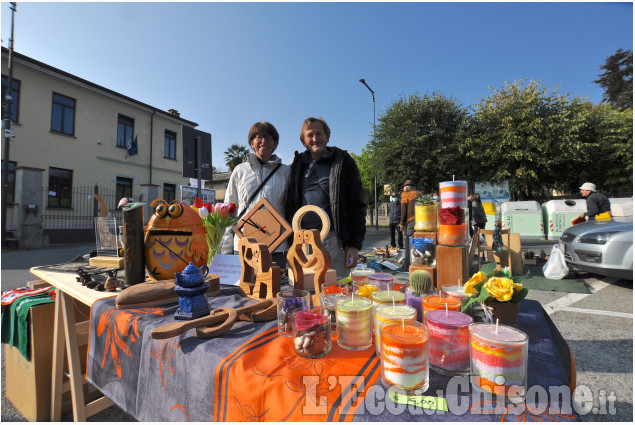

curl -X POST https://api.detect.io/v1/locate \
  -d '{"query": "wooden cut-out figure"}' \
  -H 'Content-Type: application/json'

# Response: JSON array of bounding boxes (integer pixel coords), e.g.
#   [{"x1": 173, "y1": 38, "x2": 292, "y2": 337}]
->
[
  {"x1": 238, "y1": 237, "x2": 280, "y2": 300},
  {"x1": 287, "y1": 229, "x2": 332, "y2": 306}
]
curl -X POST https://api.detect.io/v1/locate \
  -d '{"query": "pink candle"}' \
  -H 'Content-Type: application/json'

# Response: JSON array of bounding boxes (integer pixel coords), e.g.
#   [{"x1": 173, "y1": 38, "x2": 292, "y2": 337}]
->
[{"x1": 426, "y1": 310, "x2": 473, "y2": 375}]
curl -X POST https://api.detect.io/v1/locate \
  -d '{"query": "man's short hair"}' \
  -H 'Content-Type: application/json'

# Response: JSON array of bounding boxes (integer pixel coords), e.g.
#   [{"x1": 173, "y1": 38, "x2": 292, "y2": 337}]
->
[{"x1": 300, "y1": 117, "x2": 331, "y2": 143}]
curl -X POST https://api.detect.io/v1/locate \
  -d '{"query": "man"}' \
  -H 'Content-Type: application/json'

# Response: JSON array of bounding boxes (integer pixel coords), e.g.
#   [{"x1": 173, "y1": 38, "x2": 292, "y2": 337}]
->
[
  {"x1": 471, "y1": 193, "x2": 488, "y2": 237},
  {"x1": 388, "y1": 193, "x2": 403, "y2": 249},
  {"x1": 399, "y1": 180, "x2": 422, "y2": 270},
  {"x1": 577, "y1": 182, "x2": 611, "y2": 221},
  {"x1": 286, "y1": 117, "x2": 367, "y2": 278}
]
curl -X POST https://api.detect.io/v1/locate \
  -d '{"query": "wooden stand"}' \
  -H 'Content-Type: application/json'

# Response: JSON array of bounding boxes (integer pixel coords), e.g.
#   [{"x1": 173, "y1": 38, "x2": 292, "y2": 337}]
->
[
  {"x1": 88, "y1": 256, "x2": 124, "y2": 268},
  {"x1": 436, "y1": 245, "x2": 469, "y2": 289},
  {"x1": 413, "y1": 231, "x2": 437, "y2": 244},
  {"x1": 237, "y1": 237, "x2": 280, "y2": 300}
]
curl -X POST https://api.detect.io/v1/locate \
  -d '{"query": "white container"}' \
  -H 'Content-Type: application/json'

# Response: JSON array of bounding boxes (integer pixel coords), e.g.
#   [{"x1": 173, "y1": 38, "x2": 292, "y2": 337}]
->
[
  {"x1": 500, "y1": 201, "x2": 544, "y2": 238},
  {"x1": 609, "y1": 198, "x2": 633, "y2": 217},
  {"x1": 542, "y1": 200, "x2": 587, "y2": 240}
]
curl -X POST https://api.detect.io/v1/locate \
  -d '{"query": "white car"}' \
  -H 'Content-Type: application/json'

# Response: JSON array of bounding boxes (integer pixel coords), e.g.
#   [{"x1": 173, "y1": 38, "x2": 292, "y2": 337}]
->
[{"x1": 559, "y1": 218, "x2": 633, "y2": 280}]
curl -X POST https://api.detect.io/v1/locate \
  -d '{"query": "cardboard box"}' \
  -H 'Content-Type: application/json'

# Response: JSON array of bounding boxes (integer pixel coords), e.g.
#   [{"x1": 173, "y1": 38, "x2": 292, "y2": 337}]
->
[{"x1": 4, "y1": 300, "x2": 92, "y2": 421}]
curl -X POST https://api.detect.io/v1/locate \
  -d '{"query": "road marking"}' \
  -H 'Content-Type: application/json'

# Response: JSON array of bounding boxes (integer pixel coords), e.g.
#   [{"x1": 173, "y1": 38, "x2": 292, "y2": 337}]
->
[
  {"x1": 555, "y1": 306, "x2": 633, "y2": 319},
  {"x1": 543, "y1": 278, "x2": 614, "y2": 316}
]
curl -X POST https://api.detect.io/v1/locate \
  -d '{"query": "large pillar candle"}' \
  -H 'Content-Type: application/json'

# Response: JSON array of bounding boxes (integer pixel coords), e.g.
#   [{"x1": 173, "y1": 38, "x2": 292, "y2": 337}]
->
[
  {"x1": 469, "y1": 323, "x2": 528, "y2": 399},
  {"x1": 336, "y1": 297, "x2": 373, "y2": 350},
  {"x1": 380, "y1": 321, "x2": 429, "y2": 394},
  {"x1": 438, "y1": 181, "x2": 469, "y2": 247},
  {"x1": 374, "y1": 304, "x2": 416, "y2": 357},
  {"x1": 426, "y1": 310, "x2": 473, "y2": 375}
]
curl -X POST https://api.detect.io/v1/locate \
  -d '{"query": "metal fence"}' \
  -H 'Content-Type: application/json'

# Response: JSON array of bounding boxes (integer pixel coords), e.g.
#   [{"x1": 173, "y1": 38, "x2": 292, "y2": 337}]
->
[{"x1": 41, "y1": 185, "x2": 123, "y2": 243}]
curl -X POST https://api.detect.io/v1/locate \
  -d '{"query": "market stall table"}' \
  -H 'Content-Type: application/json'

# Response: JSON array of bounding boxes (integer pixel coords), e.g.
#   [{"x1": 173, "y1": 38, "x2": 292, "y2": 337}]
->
[{"x1": 33, "y1": 261, "x2": 580, "y2": 422}]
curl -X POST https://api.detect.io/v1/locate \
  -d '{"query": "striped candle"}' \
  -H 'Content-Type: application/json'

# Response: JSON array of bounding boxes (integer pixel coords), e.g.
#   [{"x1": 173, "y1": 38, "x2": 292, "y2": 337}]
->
[
  {"x1": 336, "y1": 297, "x2": 373, "y2": 351},
  {"x1": 380, "y1": 321, "x2": 429, "y2": 393},
  {"x1": 439, "y1": 180, "x2": 468, "y2": 209}
]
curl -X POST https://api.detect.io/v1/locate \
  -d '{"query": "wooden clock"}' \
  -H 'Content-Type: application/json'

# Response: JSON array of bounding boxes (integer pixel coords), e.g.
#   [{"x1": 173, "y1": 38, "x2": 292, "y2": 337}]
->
[{"x1": 231, "y1": 197, "x2": 293, "y2": 253}]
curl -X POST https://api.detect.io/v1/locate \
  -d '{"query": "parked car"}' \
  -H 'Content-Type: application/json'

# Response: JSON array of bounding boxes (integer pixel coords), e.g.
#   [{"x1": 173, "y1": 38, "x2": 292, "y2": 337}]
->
[{"x1": 559, "y1": 218, "x2": 633, "y2": 280}]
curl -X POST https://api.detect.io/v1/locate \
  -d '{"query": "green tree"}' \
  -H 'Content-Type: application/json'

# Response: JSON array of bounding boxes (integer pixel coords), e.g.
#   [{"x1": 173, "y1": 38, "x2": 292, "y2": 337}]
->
[
  {"x1": 224, "y1": 144, "x2": 249, "y2": 171},
  {"x1": 369, "y1": 92, "x2": 467, "y2": 195},
  {"x1": 462, "y1": 80, "x2": 594, "y2": 200},
  {"x1": 593, "y1": 49, "x2": 633, "y2": 110}
]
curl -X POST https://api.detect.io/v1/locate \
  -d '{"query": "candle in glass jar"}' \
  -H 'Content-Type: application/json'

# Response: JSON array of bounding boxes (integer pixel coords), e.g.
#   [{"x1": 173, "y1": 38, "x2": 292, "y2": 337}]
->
[
  {"x1": 469, "y1": 323, "x2": 528, "y2": 399},
  {"x1": 421, "y1": 296, "x2": 461, "y2": 321},
  {"x1": 380, "y1": 321, "x2": 429, "y2": 394},
  {"x1": 336, "y1": 297, "x2": 373, "y2": 351},
  {"x1": 426, "y1": 310, "x2": 473, "y2": 375},
  {"x1": 374, "y1": 304, "x2": 416, "y2": 356},
  {"x1": 368, "y1": 273, "x2": 393, "y2": 291},
  {"x1": 442, "y1": 285, "x2": 472, "y2": 303},
  {"x1": 350, "y1": 269, "x2": 374, "y2": 285}
]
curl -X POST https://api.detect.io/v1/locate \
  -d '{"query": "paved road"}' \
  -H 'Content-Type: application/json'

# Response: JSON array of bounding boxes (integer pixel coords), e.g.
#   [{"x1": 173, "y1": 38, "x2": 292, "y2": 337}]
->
[{"x1": 2, "y1": 229, "x2": 632, "y2": 421}]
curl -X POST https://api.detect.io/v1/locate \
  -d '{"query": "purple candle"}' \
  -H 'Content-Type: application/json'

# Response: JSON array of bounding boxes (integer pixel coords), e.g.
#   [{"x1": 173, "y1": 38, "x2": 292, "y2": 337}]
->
[{"x1": 426, "y1": 310, "x2": 473, "y2": 376}]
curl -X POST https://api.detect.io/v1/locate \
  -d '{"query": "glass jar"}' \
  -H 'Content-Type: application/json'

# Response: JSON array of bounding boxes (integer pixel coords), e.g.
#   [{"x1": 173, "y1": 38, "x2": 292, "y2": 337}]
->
[
  {"x1": 292, "y1": 308, "x2": 332, "y2": 358},
  {"x1": 276, "y1": 289, "x2": 310, "y2": 337},
  {"x1": 438, "y1": 180, "x2": 469, "y2": 247}
]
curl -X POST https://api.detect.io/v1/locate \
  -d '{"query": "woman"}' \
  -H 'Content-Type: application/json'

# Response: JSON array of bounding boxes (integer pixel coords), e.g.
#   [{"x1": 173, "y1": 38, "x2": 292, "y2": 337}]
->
[{"x1": 220, "y1": 122, "x2": 291, "y2": 267}]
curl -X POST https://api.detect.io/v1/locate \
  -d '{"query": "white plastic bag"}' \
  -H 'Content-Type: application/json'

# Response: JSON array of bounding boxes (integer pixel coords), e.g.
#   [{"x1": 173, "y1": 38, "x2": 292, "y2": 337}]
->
[{"x1": 543, "y1": 244, "x2": 569, "y2": 280}]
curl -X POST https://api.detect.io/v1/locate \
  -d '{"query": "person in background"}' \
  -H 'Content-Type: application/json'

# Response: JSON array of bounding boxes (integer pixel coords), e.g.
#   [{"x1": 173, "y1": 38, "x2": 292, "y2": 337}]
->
[
  {"x1": 221, "y1": 122, "x2": 291, "y2": 267},
  {"x1": 285, "y1": 117, "x2": 366, "y2": 278},
  {"x1": 467, "y1": 193, "x2": 474, "y2": 238},
  {"x1": 388, "y1": 193, "x2": 403, "y2": 249},
  {"x1": 471, "y1": 193, "x2": 488, "y2": 238},
  {"x1": 577, "y1": 182, "x2": 611, "y2": 221},
  {"x1": 399, "y1": 180, "x2": 422, "y2": 270}
]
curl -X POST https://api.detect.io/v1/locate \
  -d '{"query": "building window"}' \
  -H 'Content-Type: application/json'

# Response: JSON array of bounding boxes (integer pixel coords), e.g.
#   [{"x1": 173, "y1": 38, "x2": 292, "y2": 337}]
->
[
  {"x1": 1, "y1": 76, "x2": 20, "y2": 123},
  {"x1": 1, "y1": 160, "x2": 16, "y2": 204},
  {"x1": 47, "y1": 167, "x2": 73, "y2": 208},
  {"x1": 117, "y1": 115, "x2": 134, "y2": 148},
  {"x1": 116, "y1": 177, "x2": 133, "y2": 202},
  {"x1": 163, "y1": 183, "x2": 176, "y2": 203},
  {"x1": 164, "y1": 130, "x2": 177, "y2": 159},
  {"x1": 51, "y1": 93, "x2": 75, "y2": 135}
]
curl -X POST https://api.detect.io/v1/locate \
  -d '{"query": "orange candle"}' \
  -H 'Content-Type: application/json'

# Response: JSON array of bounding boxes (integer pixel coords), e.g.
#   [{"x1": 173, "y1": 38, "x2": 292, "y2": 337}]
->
[
  {"x1": 422, "y1": 296, "x2": 461, "y2": 321},
  {"x1": 380, "y1": 321, "x2": 429, "y2": 393},
  {"x1": 438, "y1": 223, "x2": 469, "y2": 247}
]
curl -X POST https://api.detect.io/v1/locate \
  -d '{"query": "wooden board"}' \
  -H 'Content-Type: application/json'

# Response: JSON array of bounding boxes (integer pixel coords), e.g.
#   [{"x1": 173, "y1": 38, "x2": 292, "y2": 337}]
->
[
  {"x1": 89, "y1": 256, "x2": 124, "y2": 268},
  {"x1": 436, "y1": 245, "x2": 469, "y2": 289}
]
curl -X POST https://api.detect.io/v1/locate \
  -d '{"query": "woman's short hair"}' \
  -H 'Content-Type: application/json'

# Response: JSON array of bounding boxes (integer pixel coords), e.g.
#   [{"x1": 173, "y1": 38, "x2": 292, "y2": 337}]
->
[
  {"x1": 300, "y1": 117, "x2": 331, "y2": 144},
  {"x1": 248, "y1": 122, "x2": 279, "y2": 149}
]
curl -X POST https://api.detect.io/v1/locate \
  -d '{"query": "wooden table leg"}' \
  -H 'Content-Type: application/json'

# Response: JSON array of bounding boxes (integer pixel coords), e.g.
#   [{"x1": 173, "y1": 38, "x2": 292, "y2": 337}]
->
[
  {"x1": 50, "y1": 289, "x2": 64, "y2": 421},
  {"x1": 60, "y1": 290, "x2": 87, "y2": 422}
]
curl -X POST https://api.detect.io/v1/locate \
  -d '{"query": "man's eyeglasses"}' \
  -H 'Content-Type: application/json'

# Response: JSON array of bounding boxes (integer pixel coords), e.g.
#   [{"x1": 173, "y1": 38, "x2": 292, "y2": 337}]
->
[{"x1": 252, "y1": 134, "x2": 272, "y2": 142}]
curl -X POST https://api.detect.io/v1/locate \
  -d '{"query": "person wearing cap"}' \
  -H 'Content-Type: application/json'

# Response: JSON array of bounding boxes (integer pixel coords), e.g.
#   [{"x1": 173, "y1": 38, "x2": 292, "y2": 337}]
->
[
  {"x1": 577, "y1": 183, "x2": 611, "y2": 221},
  {"x1": 286, "y1": 117, "x2": 366, "y2": 278},
  {"x1": 399, "y1": 180, "x2": 422, "y2": 270},
  {"x1": 388, "y1": 193, "x2": 403, "y2": 249}
]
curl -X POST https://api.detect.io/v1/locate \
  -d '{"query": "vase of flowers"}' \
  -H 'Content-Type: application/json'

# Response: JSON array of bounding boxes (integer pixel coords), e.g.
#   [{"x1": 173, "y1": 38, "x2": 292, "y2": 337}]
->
[
  {"x1": 461, "y1": 262, "x2": 528, "y2": 327},
  {"x1": 192, "y1": 198, "x2": 239, "y2": 266}
]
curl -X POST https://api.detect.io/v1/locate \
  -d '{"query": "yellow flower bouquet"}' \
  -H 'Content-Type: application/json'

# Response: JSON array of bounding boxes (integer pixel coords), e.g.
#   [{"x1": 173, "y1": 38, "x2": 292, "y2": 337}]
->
[{"x1": 461, "y1": 262, "x2": 529, "y2": 324}]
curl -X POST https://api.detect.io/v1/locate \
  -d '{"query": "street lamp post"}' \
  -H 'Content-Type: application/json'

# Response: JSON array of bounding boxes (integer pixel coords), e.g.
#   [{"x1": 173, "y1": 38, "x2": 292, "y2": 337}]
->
[
  {"x1": 2, "y1": 2, "x2": 17, "y2": 246},
  {"x1": 359, "y1": 78, "x2": 378, "y2": 230}
]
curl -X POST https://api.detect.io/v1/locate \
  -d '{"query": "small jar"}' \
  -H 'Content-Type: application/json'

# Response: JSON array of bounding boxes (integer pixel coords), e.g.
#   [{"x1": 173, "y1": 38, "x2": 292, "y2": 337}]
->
[
  {"x1": 369, "y1": 273, "x2": 394, "y2": 291},
  {"x1": 351, "y1": 268, "x2": 374, "y2": 285},
  {"x1": 320, "y1": 282, "x2": 350, "y2": 330},
  {"x1": 292, "y1": 308, "x2": 332, "y2": 358},
  {"x1": 277, "y1": 289, "x2": 310, "y2": 337}
]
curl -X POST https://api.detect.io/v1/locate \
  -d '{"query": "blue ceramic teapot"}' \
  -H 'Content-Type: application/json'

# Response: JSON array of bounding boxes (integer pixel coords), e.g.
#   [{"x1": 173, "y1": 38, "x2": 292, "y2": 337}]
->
[{"x1": 174, "y1": 262, "x2": 209, "y2": 288}]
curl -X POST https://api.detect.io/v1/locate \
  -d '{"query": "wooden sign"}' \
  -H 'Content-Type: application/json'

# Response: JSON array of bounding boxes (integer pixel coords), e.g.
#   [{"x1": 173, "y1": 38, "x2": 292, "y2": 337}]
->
[
  {"x1": 231, "y1": 197, "x2": 293, "y2": 253},
  {"x1": 237, "y1": 237, "x2": 281, "y2": 300}
]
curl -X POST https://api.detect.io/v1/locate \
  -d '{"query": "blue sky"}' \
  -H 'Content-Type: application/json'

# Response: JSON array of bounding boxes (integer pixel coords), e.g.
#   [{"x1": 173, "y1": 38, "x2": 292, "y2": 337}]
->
[{"x1": 2, "y1": 1, "x2": 632, "y2": 172}]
